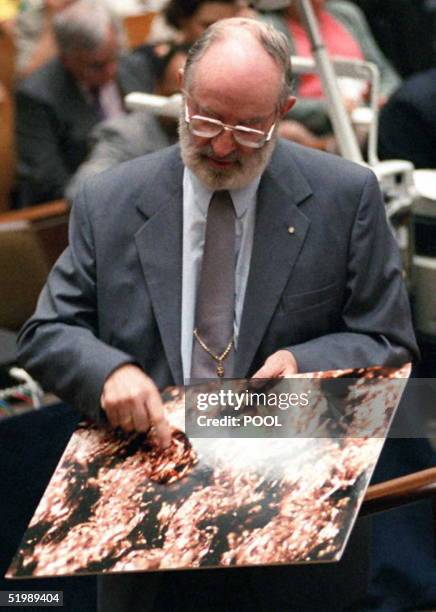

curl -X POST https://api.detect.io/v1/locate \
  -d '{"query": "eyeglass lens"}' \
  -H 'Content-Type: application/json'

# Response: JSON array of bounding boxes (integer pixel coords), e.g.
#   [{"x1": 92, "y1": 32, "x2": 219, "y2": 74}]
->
[{"x1": 189, "y1": 117, "x2": 267, "y2": 148}]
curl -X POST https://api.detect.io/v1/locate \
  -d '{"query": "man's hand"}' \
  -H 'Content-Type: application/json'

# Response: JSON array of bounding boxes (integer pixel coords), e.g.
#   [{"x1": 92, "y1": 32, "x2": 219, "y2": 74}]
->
[
  {"x1": 100, "y1": 364, "x2": 171, "y2": 448},
  {"x1": 252, "y1": 350, "x2": 298, "y2": 378}
]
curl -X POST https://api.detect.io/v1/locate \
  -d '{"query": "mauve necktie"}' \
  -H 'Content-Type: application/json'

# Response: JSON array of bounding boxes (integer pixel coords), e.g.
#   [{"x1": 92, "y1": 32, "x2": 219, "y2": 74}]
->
[{"x1": 191, "y1": 190, "x2": 236, "y2": 379}]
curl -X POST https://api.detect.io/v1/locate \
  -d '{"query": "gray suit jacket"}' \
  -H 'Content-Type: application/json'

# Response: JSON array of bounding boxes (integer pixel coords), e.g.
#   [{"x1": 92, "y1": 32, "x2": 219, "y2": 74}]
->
[
  {"x1": 17, "y1": 139, "x2": 418, "y2": 422},
  {"x1": 15, "y1": 53, "x2": 154, "y2": 206}
]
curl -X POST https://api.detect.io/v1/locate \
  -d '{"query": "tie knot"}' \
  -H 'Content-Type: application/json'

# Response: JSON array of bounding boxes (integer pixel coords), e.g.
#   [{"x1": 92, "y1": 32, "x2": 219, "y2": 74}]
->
[{"x1": 210, "y1": 190, "x2": 235, "y2": 214}]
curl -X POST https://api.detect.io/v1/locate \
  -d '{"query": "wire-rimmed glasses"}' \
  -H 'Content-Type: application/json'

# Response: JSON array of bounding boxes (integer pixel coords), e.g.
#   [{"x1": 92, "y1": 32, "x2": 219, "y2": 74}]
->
[{"x1": 184, "y1": 102, "x2": 276, "y2": 149}]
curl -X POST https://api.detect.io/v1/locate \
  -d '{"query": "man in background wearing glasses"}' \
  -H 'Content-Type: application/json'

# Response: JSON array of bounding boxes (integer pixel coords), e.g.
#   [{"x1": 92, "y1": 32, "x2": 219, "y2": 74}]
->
[
  {"x1": 15, "y1": 0, "x2": 153, "y2": 207},
  {"x1": 18, "y1": 16, "x2": 417, "y2": 612}
]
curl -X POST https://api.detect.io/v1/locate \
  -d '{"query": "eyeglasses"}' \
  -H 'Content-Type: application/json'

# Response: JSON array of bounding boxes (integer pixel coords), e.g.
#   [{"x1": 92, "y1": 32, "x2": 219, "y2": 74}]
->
[{"x1": 184, "y1": 102, "x2": 276, "y2": 149}]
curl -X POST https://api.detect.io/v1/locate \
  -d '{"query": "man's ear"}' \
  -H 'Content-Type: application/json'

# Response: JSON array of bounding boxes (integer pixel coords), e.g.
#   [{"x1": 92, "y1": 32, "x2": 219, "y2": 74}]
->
[
  {"x1": 177, "y1": 68, "x2": 184, "y2": 90},
  {"x1": 281, "y1": 96, "x2": 297, "y2": 117}
]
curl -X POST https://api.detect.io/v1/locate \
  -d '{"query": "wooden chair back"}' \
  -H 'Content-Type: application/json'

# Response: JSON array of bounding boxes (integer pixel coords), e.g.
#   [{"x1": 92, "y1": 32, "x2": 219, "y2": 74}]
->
[
  {"x1": 362, "y1": 467, "x2": 436, "y2": 516},
  {"x1": 0, "y1": 200, "x2": 70, "y2": 330},
  {"x1": 0, "y1": 23, "x2": 16, "y2": 91},
  {"x1": 362, "y1": 466, "x2": 436, "y2": 552},
  {"x1": 123, "y1": 12, "x2": 157, "y2": 48},
  {"x1": 0, "y1": 84, "x2": 15, "y2": 212}
]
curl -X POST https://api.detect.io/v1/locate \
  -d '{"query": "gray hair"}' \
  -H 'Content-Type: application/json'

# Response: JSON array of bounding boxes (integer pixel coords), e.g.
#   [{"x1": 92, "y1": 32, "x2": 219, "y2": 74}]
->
[
  {"x1": 184, "y1": 18, "x2": 294, "y2": 106},
  {"x1": 53, "y1": 0, "x2": 122, "y2": 55}
]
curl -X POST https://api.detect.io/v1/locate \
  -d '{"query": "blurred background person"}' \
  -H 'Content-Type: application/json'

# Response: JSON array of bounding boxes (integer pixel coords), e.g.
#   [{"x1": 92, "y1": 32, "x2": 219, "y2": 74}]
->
[
  {"x1": 15, "y1": 0, "x2": 153, "y2": 207},
  {"x1": 66, "y1": 43, "x2": 189, "y2": 202},
  {"x1": 262, "y1": 0, "x2": 400, "y2": 149},
  {"x1": 378, "y1": 68, "x2": 436, "y2": 170},
  {"x1": 13, "y1": 0, "x2": 167, "y2": 80},
  {"x1": 147, "y1": 0, "x2": 255, "y2": 44}
]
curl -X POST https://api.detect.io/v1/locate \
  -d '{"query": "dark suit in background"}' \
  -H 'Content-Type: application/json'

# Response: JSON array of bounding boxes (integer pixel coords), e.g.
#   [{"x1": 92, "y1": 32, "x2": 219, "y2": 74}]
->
[
  {"x1": 378, "y1": 68, "x2": 436, "y2": 169},
  {"x1": 15, "y1": 53, "x2": 153, "y2": 207}
]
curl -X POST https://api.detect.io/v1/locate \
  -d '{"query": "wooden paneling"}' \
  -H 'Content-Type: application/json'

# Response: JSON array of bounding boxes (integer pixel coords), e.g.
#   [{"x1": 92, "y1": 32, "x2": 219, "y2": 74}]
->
[{"x1": 123, "y1": 12, "x2": 157, "y2": 48}]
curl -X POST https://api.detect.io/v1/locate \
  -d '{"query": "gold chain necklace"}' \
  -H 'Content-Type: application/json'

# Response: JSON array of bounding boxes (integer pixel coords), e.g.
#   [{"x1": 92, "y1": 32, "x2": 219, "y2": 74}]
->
[{"x1": 193, "y1": 328, "x2": 233, "y2": 377}]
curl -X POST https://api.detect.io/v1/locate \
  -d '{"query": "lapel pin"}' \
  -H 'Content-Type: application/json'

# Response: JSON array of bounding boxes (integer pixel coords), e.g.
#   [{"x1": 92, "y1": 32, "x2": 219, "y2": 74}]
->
[{"x1": 287, "y1": 226, "x2": 295, "y2": 234}]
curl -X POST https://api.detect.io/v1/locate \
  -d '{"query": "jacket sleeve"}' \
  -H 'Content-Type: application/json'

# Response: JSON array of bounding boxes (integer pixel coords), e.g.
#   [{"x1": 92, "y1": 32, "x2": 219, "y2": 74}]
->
[
  {"x1": 289, "y1": 170, "x2": 418, "y2": 372},
  {"x1": 17, "y1": 183, "x2": 137, "y2": 421},
  {"x1": 15, "y1": 89, "x2": 71, "y2": 205}
]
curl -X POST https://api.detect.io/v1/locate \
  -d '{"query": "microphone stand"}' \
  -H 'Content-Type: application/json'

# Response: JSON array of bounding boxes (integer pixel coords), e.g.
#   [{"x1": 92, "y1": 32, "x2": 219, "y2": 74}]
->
[{"x1": 295, "y1": 0, "x2": 363, "y2": 163}]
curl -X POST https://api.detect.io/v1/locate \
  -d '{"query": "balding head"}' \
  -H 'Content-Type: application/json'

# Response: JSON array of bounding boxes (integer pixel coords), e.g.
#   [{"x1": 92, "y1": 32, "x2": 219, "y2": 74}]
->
[
  {"x1": 183, "y1": 18, "x2": 293, "y2": 107},
  {"x1": 53, "y1": 0, "x2": 122, "y2": 88},
  {"x1": 53, "y1": 0, "x2": 121, "y2": 55}
]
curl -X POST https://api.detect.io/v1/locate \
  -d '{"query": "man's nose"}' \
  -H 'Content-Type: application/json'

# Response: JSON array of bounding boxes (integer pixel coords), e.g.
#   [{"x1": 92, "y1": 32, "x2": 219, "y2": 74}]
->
[{"x1": 211, "y1": 128, "x2": 237, "y2": 158}]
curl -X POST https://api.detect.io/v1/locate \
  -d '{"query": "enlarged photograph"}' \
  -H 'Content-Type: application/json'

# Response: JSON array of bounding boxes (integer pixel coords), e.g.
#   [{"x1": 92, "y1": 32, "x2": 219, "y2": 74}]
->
[{"x1": 7, "y1": 365, "x2": 410, "y2": 578}]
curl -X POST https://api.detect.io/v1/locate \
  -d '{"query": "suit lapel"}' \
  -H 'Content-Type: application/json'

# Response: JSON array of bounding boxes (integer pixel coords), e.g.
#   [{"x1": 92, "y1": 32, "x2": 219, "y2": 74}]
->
[
  {"x1": 134, "y1": 149, "x2": 184, "y2": 384},
  {"x1": 235, "y1": 143, "x2": 313, "y2": 377}
]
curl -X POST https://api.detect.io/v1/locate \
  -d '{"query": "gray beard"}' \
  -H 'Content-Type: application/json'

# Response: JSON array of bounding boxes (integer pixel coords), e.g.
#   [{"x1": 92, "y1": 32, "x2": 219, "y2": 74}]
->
[{"x1": 178, "y1": 114, "x2": 277, "y2": 191}]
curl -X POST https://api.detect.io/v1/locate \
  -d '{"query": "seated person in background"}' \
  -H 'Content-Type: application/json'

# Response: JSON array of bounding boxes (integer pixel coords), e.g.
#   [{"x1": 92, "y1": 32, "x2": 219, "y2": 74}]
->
[
  {"x1": 13, "y1": 0, "x2": 166, "y2": 81},
  {"x1": 15, "y1": 0, "x2": 154, "y2": 207},
  {"x1": 262, "y1": 0, "x2": 400, "y2": 149},
  {"x1": 378, "y1": 68, "x2": 436, "y2": 169},
  {"x1": 66, "y1": 43, "x2": 189, "y2": 202},
  {"x1": 147, "y1": 0, "x2": 255, "y2": 45}
]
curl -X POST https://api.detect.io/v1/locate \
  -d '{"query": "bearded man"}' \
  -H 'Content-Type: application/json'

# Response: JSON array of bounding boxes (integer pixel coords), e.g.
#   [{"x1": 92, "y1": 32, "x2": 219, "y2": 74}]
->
[{"x1": 17, "y1": 17, "x2": 417, "y2": 612}]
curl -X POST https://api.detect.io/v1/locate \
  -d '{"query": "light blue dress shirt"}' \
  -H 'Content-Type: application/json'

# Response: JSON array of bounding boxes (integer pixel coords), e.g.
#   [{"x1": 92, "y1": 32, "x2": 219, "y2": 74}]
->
[{"x1": 181, "y1": 168, "x2": 260, "y2": 381}]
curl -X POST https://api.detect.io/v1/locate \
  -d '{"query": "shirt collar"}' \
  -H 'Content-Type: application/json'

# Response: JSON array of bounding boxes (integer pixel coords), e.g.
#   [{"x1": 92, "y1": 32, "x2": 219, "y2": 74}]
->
[{"x1": 185, "y1": 167, "x2": 261, "y2": 219}]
